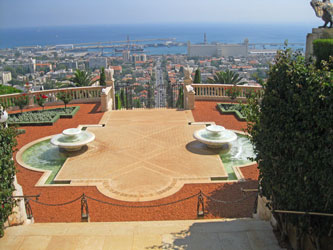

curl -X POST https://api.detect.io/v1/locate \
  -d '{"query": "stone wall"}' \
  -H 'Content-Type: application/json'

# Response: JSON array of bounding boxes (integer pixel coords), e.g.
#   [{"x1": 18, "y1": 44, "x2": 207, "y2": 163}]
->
[{"x1": 306, "y1": 28, "x2": 333, "y2": 58}]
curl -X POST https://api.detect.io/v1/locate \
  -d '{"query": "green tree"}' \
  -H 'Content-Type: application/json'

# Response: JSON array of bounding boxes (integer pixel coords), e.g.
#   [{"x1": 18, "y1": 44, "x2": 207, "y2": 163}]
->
[
  {"x1": 36, "y1": 94, "x2": 48, "y2": 111},
  {"x1": 176, "y1": 86, "x2": 184, "y2": 109},
  {"x1": 14, "y1": 94, "x2": 28, "y2": 113},
  {"x1": 147, "y1": 82, "x2": 155, "y2": 108},
  {"x1": 126, "y1": 86, "x2": 133, "y2": 109},
  {"x1": 226, "y1": 85, "x2": 241, "y2": 102},
  {"x1": 56, "y1": 92, "x2": 73, "y2": 109},
  {"x1": 134, "y1": 99, "x2": 141, "y2": 108},
  {"x1": 71, "y1": 69, "x2": 95, "y2": 87},
  {"x1": 100, "y1": 67, "x2": 106, "y2": 86},
  {"x1": 193, "y1": 68, "x2": 201, "y2": 83},
  {"x1": 120, "y1": 89, "x2": 126, "y2": 108},
  {"x1": 245, "y1": 48, "x2": 333, "y2": 249},
  {"x1": 166, "y1": 81, "x2": 174, "y2": 108},
  {"x1": 0, "y1": 85, "x2": 21, "y2": 95},
  {"x1": 208, "y1": 69, "x2": 246, "y2": 85}
]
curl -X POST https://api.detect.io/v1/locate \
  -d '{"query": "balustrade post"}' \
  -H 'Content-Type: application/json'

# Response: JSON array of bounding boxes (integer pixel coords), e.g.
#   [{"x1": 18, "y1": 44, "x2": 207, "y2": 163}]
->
[
  {"x1": 101, "y1": 89, "x2": 108, "y2": 112},
  {"x1": 28, "y1": 92, "x2": 34, "y2": 108}
]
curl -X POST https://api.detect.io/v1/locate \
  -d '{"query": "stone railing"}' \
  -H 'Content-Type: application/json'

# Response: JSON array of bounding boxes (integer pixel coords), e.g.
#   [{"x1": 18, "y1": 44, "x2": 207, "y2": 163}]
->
[
  {"x1": 183, "y1": 83, "x2": 263, "y2": 110},
  {"x1": 193, "y1": 84, "x2": 262, "y2": 101},
  {"x1": 0, "y1": 86, "x2": 104, "y2": 110}
]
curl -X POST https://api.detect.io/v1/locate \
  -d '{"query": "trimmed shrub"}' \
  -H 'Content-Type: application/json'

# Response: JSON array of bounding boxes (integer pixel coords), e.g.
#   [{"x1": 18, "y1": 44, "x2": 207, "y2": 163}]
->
[{"x1": 313, "y1": 39, "x2": 333, "y2": 68}]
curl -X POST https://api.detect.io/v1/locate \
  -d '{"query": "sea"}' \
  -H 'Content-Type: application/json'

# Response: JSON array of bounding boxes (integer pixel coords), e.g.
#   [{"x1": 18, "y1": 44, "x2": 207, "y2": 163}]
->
[{"x1": 0, "y1": 23, "x2": 316, "y2": 55}]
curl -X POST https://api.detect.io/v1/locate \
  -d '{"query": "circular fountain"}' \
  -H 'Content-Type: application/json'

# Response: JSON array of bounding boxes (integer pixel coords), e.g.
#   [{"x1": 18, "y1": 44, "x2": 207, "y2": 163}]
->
[
  {"x1": 193, "y1": 125, "x2": 237, "y2": 149},
  {"x1": 50, "y1": 128, "x2": 95, "y2": 152}
]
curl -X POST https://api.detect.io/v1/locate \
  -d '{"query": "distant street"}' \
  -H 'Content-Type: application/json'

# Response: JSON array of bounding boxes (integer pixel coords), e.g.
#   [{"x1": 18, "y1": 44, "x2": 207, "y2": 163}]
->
[{"x1": 154, "y1": 57, "x2": 166, "y2": 108}]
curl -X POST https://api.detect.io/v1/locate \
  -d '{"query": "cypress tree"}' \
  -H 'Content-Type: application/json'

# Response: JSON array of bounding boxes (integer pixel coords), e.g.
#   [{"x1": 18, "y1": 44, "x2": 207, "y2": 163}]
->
[
  {"x1": 193, "y1": 68, "x2": 201, "y2": 83},
  {"x1": 147, "y1": 81, "x2": 155, "y2": 108},
  {"x1": 135, "y1": 99, "x2": 141, "y2": 108},
  {"x1": 176, "y1": 86, "x2": 184, "y2": 109},
  {"x1": 166, "y1": 81, "x2": 174, "y2": 108},
  {"x1": 120, "y1": 88, "x2": 126, "y2": 108},
  {"x1": 100, "y1": 67, "x2": 106, "y2": 86}
]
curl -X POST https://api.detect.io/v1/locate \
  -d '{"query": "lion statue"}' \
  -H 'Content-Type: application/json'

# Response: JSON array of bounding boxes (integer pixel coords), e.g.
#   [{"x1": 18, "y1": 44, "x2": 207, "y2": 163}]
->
[{"x1": 311, "y1": 0, "x2": 333, "y2": 28}]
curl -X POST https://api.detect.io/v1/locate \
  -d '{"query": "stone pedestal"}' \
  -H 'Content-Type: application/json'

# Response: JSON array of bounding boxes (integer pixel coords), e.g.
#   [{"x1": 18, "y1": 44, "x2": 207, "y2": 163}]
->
[
  {"x1": 5, "y1": 176, "x2": 30, "y2": 228},
  {"x1": 183, "y1": 66, "x2": 193, "y2": 85},
  {"x1": 184, "y1": 85, "x2": 195, "y2": 110},
  {"x1": 306, "y1": 28, "x2": 333, "y2": 58},
  {"x1": 105, "y1": 68, "x2": 116, "y2": 110}
]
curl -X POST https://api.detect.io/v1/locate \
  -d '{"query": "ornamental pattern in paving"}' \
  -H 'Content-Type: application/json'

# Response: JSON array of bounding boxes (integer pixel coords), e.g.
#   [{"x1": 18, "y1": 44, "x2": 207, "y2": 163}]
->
[{"x1": 53, "y1": 109, "x2": 228, "y2": 201}]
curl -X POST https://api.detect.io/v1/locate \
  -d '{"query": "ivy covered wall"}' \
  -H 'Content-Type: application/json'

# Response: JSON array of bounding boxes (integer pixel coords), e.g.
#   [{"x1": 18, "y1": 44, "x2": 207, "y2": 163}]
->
[{"x1": 0, "y1": 126, "x2": 18, "y2": 237}]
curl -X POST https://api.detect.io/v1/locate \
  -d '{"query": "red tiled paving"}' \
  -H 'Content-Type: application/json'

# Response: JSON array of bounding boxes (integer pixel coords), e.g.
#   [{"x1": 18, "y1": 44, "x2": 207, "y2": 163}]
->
[
  {"x1": 13, "y1": 102, "x2": 259, "y2": 223},
  {"x1": 192, "y1": 100, "x2": 248, "y2": 131}
]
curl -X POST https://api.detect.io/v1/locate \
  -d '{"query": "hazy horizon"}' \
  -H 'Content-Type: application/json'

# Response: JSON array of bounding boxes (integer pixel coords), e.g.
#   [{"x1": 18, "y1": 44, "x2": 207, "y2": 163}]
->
[{"x1": 0, "y1": 22, "x2": 321, "y2": 32}]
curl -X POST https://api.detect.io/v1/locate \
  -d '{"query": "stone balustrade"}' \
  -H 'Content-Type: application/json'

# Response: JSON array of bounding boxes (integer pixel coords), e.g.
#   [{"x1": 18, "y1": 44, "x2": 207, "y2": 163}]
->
[
  {"x1": 0, "y1": 86, "x2": 104, "y2": 110},
  {"x1": 192, "y1": 84, "x2": 262, "y2": 101},
  {"x1": 183, "y1": 83, "x2": 263, "y2": 110}
]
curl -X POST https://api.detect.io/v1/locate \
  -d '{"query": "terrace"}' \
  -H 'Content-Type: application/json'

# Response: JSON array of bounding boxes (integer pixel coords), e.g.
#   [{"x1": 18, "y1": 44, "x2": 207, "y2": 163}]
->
[{"x1": 0, "y1": 83, "x2": 260, "y2": 223}]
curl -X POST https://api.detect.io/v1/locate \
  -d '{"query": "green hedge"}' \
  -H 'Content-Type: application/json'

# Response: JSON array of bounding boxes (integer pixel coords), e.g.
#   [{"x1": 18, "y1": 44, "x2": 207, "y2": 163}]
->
[
  {"x1": 8, "y1": 106, "x2": 80, "y2": 126},
  {"x1": 217, "y1": 103, "x2": 246, "y2": 121},
  {"x1": 246, "y1": 48, "x2": 333, "y2": 248},
  {"x1": 313, "y1": 39, "x2": 333, "y2": 67}
]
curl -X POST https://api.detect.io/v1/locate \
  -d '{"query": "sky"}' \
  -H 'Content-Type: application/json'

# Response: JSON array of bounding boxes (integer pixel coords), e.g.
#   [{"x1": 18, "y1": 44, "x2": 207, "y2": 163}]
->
[{"x1": 0, "y1": 0, "x2": 321, "y2": 28}]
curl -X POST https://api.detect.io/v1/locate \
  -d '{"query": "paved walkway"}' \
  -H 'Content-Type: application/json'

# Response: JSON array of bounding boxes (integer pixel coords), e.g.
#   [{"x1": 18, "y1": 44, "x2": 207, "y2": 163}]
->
[
  {"x1": 18, "y1": 109, "x2": 229, "y2": 202},
  {"x1": 13, "y1": 103, "x2": 258, "y2": 222},
  {"x1": 0, "y1": 219, "x2": 283, "y2": 250}
]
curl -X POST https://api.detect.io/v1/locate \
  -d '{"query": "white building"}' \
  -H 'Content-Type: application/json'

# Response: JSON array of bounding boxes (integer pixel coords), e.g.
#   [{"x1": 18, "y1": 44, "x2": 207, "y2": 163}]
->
[
  {"x1": 187, "y1": 39, "x2": 249, "y2": 58},
  {"x1": 56, "y1": 44, "x2": 74, "y2": 50},
  {"x1": 122, "y1": 50, "x2": 131, "y2": 62},
  {"x1": 88, "y1": 57, "x2": 108, "y2": 69},
  {"x1": 0, "y1": 71, "x2": 12, "y2": 84},
  {"x1": 132, "y1": 54, "x2": 147, "y2": 62}
]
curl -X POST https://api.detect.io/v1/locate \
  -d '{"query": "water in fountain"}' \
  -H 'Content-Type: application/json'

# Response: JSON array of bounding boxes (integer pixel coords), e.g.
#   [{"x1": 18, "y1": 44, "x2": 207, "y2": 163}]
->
[
  {"x1": 21, "y1": 139, "x2": 67, "y2": 184},
  {"x1": 220, "y1": 134, "x2": 256, "y2": 180}
]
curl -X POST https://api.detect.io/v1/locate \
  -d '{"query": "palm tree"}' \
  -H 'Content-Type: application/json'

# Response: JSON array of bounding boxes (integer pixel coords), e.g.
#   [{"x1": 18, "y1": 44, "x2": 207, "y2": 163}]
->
[
  {"x1": 71, "y1": 69, "x2": 95, "y2": 87},
  {"x1": 208, "y1": 70, "x2": 246, "y2": 85}
]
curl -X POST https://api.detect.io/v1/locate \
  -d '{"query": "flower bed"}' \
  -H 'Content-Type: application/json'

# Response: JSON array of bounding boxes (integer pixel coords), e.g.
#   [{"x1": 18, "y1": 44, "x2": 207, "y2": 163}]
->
[
  {"x1": 217, "y1": 103, "x2": 246, "y2": 121},
  {"x1": 8, "y1": 106, "x2": 80, "y2": 126}
]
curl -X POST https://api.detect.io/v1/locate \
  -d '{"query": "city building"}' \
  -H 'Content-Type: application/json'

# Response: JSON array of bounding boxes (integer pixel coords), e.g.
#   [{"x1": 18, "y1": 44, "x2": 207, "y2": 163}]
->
[
  {"x1": 132, "y1": 54, "x2": 147, "y2": 62},
  {"x1": 0, "y1": 71, "x2": 12, "y2": 84},
  {"x1": 55, "y1": 44, "x2": 74, "y2": 50},
  {"x1": 88, "y1": 57, "x2": 108, "y2": 69},
  {"x1": 187, "y1": 39, "x2": 249, "y2": 58},
  {"x1": 122, "y1": 50, "x2": 131, "y2": 62},
  {"x1": 57, "y1": 60, "x2": 78, "y2": 70}
]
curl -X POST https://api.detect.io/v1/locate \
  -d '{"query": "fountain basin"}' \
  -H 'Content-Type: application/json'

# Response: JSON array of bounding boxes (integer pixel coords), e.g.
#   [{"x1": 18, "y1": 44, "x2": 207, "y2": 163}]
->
[
  {"x1": 193, "y1": 125, "x2": 237, "y2": 149},
  {"x1": 51, "y1": 128, "x2": 95, "y2": 151}
]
